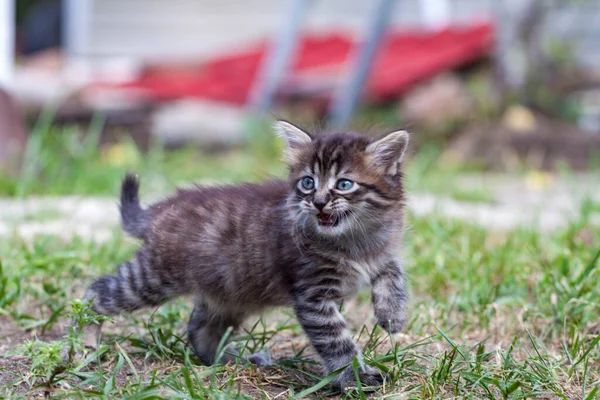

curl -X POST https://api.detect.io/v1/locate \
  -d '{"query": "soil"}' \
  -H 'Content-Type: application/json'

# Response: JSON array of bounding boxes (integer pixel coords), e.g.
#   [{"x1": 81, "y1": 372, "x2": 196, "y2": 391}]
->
[{"x1": 446, "y1": 111, "x2": 600, "y2": 170}]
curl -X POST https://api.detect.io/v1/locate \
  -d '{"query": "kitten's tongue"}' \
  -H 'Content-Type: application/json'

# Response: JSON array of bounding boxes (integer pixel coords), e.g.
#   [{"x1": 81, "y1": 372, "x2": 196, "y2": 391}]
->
[{"x1": 318, "y1": 212, "x2": 335, "y2": 227}]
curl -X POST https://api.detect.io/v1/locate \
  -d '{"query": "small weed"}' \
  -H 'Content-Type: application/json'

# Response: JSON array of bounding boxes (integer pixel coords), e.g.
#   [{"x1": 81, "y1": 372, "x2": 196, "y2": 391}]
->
[{"x1": 0, "y1": 210, "x2": 598, "y2": 398}]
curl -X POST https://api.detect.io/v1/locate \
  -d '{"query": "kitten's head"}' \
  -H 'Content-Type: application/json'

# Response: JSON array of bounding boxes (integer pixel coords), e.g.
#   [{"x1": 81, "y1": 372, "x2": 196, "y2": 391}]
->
[{"x1": 276, "y1": 121, "x2": 408, "y2": 237}]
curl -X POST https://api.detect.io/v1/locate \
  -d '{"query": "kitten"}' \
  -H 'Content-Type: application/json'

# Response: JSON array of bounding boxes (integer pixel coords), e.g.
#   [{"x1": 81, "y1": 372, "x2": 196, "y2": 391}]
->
[{"x1": 81, "y1": 121, "x2": 409, "y2": 389}]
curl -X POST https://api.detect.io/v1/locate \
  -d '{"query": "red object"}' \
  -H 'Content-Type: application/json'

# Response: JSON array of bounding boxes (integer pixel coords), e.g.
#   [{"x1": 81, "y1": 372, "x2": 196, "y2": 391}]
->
[{"x1": 95, "y1": 22, "x2": 493, "y2": 105}]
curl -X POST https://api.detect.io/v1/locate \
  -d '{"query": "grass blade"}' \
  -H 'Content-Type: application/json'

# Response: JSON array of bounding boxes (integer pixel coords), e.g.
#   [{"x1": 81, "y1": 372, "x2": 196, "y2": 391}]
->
[{"x1": 292, "y1": 370, "x2": 339, "y2": 399}]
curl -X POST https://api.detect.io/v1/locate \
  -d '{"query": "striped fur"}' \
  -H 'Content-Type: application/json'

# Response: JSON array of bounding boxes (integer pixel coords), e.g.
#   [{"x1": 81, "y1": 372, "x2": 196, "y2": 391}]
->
[
  {"x1": 120, "y1": 174, "x2": 148, "y2": 240},
  {"x1": 81, "y1": 121, "x2": 409, "y2": 389}
]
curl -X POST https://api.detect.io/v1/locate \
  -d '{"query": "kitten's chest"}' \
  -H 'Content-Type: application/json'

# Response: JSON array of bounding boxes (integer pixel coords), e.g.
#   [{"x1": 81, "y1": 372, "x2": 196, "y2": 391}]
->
[{"x1": 337, "y1": 259, "x2": 383, "y2": 298}]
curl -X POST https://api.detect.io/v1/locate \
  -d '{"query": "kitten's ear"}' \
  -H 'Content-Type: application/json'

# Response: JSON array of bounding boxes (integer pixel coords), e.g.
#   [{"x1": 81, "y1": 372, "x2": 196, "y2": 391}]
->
[
  {"x1": 274, "y1": 120, "x2": 312, "y2": 148},
  {"x1": 274, "y1": 120, "x2": 312, "y2": 163},
  {"x1": 366, "y1": 130, "x2": 409, "y2": 175}
]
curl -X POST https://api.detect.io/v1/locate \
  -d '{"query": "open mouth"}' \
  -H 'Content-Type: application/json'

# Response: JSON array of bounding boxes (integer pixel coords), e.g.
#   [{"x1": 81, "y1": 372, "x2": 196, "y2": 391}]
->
[{"x1": 317, "y1": 212, "x2": 344, "y2": 228}]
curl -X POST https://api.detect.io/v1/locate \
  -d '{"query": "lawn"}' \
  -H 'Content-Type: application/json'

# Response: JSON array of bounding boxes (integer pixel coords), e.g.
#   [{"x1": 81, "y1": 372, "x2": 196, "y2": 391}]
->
[{"x1": 0, "y1": 125, "x2": 599, "y2": 399}]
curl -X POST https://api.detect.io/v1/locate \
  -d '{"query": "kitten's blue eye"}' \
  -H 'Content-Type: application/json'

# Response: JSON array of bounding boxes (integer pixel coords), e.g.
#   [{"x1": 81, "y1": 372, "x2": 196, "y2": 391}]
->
[
  {"x1": 336, "y1": 179, "x2": 354, "y2": 191},
  {"x1": 301, "y1": 177, "x2": 315, "y2": 190}
]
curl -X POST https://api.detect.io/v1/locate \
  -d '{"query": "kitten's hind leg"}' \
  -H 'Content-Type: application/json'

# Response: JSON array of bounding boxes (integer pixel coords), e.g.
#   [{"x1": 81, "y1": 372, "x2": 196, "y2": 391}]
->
[
  {"x1": 188, "y1": 301, "x2": 270, "y2": 366},
  {"x1": 187, "y1": 301, "x2": 243, "y2": 365},
  {"x1": 246, "y1": 350, "x2": 273, "y2": 366}
]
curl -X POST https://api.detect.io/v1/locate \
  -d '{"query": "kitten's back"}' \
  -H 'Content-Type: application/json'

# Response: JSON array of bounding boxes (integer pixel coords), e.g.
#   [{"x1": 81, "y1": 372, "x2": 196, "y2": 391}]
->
[{"x1": 140, "y1": 179, "x2": 295, "y2": 309}]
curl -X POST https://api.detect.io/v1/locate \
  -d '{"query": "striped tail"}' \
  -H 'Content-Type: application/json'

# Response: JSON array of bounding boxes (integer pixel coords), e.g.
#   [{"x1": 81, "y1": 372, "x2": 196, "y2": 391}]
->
[{"x1": 84, "y1": 251, "x2": 171, "y2": 316}]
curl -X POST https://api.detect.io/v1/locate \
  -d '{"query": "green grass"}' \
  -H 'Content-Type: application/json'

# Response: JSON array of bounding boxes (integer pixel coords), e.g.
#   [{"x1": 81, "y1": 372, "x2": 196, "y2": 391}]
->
[
  {"x1": 0, "y1": 117, "x2": 478, "y2": 199},
  {"x1": 1, "y1": 118, "x2": 600, "y2": 398},
  {"x1": 0, "y1": 208, "x2": 598, "y2": 398},
  {"x1": 448, "y1": 188, "x2": 496, "y2": 204},
  {"x1": 0, "y1": 116, "x2": 285, "y2": 197}
]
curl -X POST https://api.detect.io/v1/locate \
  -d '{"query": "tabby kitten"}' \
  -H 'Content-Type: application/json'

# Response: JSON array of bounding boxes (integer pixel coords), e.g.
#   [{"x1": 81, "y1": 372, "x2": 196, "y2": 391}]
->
[{"x1": 81, "y1": 121, "x2": 409, "y2": 388}]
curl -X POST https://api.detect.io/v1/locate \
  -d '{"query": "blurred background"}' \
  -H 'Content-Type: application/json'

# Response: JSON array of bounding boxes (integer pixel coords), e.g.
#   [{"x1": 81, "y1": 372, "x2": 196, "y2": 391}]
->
[
  {"x1": 0, "y1": 0, "x2": 599, "y2": 236},
  {"x1": 3, "y1": 4, "x2": 600, "y2": 397}
]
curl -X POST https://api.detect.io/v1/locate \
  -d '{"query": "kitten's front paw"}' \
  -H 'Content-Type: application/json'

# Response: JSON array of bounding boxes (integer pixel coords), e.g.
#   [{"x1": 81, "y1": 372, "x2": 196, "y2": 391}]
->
[
  {"x1": 377, "y1": 315, "x2": 406, "y2": 334},
  {"x1": 333, "y1": 365, "x2": 387, "y2": 390}
]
